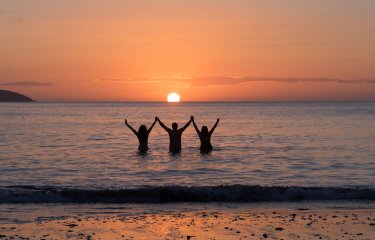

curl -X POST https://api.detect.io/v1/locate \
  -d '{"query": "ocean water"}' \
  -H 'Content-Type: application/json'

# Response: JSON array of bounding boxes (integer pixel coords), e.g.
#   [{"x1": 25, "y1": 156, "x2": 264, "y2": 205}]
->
[{"x1": 0, "y1": 102, "x2": 374, "y2": 203}]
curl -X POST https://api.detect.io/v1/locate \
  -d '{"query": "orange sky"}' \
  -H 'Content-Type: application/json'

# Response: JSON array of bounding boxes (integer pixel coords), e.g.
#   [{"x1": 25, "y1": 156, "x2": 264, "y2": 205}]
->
[{"x1": 1, "y1": 1, "x2": 374, "y2": 101}]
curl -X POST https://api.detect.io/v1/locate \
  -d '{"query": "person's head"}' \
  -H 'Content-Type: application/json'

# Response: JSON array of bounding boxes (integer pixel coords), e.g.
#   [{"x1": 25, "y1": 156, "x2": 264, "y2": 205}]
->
[
  {"x1": 201, "y1": 126, "x2": 209, "y2": 136},
  {"x1": 138, "y1": 125, "x2": 148, "y2": 137},
  {"x1": 172, "y1": 122, "x2": 178, "y2": 130}
]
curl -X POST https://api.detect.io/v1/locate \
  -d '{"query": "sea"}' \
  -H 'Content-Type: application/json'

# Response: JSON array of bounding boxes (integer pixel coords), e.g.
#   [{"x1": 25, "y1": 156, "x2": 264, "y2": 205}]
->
[{"x1": 0, "y1": 102, "x2": 374, "y2": 204}]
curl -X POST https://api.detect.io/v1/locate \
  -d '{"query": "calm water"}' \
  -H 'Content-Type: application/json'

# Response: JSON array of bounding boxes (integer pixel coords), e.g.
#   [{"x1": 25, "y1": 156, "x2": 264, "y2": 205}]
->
[{"x1": 0, "y1": 102, "x2": 374, "y2": 189}]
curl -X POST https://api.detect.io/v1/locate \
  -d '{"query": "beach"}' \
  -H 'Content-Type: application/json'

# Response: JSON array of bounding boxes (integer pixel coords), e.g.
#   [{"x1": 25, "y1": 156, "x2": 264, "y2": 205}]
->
[
  {"x1": 1, "y1": 202, "x2": 374, "y2": 240},
  {"x1": 0, "y1": 103, "x2": 374, "y2": 239},
  {"x1": 2, "y1": 0, "x2": 375, "y2": 238}
]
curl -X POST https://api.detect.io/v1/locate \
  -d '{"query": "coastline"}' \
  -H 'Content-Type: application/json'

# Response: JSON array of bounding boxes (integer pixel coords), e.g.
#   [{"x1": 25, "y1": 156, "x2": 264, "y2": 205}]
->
[{"x1": 1, "y1": 202, "x2": 374, "y2": 239}]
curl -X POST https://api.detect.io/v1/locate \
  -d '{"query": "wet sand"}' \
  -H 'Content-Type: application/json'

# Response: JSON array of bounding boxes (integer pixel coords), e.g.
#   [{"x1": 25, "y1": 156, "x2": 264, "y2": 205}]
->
[{"x1": 0, "y1": 207, "x2": 374, "y2": 240}]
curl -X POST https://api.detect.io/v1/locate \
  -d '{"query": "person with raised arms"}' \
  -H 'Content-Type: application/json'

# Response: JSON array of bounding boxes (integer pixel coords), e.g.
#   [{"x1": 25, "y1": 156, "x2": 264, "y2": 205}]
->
[
  {"x1": 125, "y1": 117, "x2": 157, "y2": 153},
  {"x1": 156, "y1": 116, "x2": 192, "y2": 154},
  {"x1": 191, "y1": 116, "x2": 220, "y2": 153}
]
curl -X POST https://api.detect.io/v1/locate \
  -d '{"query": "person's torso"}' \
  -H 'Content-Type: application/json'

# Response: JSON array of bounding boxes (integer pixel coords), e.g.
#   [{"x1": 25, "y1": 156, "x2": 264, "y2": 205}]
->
[
  {"x1": 137, "y1": 135, "x2": 149, "y2": 151},
  {"x1": 199, "y1": 135, "x2": 212, "y2": 150},
  {"x1": 168, "y1": 131, "x2": 182, "y2": 152}
]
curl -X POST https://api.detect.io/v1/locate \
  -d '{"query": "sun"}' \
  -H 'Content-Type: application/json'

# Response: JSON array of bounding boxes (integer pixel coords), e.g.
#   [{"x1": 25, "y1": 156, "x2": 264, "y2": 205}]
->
[{"x1": 167, "y1": 92, "x2": 181, "y2": 102}]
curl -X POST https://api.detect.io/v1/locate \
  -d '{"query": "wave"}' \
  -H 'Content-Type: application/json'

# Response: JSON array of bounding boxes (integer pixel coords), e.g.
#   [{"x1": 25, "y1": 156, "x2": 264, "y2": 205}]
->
[{"x1": 0, "y1": 185, "x2": 374, "y2": 203}]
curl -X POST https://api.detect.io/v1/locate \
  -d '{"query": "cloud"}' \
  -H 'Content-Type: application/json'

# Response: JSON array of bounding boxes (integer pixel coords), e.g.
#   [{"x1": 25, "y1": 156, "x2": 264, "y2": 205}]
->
[
  {"x1": 188, "y1": 76, "x2": 375, "y2": 87},
  {"x1": 0, "y1": 81, "x2": 53, "y2": 86},
  {"x1": 99, "y1": 78, "x2": 128, "y2": 82},
  {"x1": 99, "y1": 78, "x2": 185, "y2": 85},
  {"x1": 98, "y1": 76, "x2": 375, "y2": 87},
  {"x1": 0, "y1": 5, "x2": 26, "y2": 25}
]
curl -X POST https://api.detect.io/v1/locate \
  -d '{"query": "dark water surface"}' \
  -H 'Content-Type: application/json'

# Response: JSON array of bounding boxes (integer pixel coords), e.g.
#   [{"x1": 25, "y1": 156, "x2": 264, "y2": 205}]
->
[{"x1": 0, "y1": 102, "x2": 374, "y2": 202}]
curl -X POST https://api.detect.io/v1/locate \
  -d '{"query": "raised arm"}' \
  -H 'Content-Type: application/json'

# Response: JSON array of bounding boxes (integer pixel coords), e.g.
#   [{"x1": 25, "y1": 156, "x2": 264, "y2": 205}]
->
[
  {"x1": 125, "y1": 119, "x2": 138, "y2": 136},
  {"x1": 147, "y1": 118, "x2": 157, "y2": 134},
  {"x1": 179, "y1": 118, "x2": 192, "y2": 133},
  {"x1": 156, "y1": 117, "x2": 172, "y2": 133},
  {"x1": 191, "y1": 116, "x2": 200, "y2": 135},
  {"x1": 209, "y1": 118, "x2": 220, "y2": 135}
]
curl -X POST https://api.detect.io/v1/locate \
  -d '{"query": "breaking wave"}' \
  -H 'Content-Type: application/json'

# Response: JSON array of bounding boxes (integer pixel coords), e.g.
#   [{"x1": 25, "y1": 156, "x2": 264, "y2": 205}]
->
[{"x1": 1, "y1": 185, "x2": 374, "y2": 203}]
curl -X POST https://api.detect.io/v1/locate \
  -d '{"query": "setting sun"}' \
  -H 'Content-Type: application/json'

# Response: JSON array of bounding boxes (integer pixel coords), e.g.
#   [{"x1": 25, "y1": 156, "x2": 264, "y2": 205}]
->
[{"x1": 167, "y1": 93, "x2": 180, "y2": 102}]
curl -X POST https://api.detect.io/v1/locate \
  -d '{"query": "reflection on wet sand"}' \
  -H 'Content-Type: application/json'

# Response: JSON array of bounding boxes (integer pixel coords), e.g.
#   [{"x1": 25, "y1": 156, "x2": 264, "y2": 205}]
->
[{"x1": 1, "y1": 208, "x2": 374, "y2": 240}]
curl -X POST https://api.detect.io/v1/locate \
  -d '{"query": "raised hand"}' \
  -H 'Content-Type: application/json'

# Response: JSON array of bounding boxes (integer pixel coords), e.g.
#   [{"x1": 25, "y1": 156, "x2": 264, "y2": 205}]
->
[
  {"x1": 209, "y1": 118, "x2": 220, "y2": 135},
  {"x1": 148, "y1": 117, "x2": 158, "y2": 134}
]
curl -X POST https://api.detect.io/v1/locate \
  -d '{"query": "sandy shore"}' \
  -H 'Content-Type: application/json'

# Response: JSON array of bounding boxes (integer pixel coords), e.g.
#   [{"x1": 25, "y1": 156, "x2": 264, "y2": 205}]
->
[{"x1": 0, "y1": 205, "x2": 374, "y2": 240}]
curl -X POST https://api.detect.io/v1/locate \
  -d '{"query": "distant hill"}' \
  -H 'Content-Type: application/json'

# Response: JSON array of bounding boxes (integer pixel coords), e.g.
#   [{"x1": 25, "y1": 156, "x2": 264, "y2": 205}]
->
[{"x1": 0, "y1": 90, "x2": 34, "y2": 102}]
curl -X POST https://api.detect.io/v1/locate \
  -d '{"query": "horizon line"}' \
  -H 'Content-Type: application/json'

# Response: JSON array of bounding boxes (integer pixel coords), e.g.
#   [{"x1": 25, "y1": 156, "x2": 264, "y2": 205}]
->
[{"x1": 11, "y1": 100, "x2": 375, "y2": 103}]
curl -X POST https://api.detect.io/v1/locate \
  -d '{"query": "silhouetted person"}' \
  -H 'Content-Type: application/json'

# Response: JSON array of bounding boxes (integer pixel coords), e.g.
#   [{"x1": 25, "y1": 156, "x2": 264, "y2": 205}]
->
[
  {"x1": 125, "y1": 117, "x2": 157, "y2": 153},
  {"x1": 192, "y1": 116, "x2": 220, "y2": 153},
  {"x1": 156, "y1": 117, "x2": 192, "y2": 154}
]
